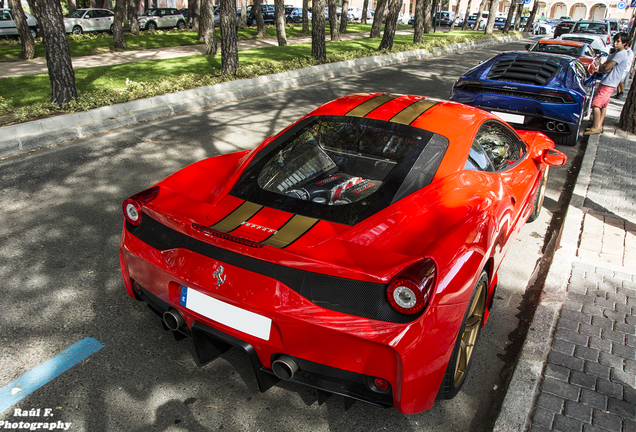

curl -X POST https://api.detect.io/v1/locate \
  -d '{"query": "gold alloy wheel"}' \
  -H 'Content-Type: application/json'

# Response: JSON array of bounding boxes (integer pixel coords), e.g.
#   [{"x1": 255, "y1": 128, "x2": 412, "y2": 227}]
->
[{"x1": 453, "y1": 276, "x2": 487, "y2": 388}]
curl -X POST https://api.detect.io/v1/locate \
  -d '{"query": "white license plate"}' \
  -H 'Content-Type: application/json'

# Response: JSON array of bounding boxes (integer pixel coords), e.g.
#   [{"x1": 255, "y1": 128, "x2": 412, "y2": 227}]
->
[
  {"x1": 180, "y1": 285, "x2": 272, "y2": 341},
  {"x1": 492, "y1": 111, "x2": 525, "y2": 125}
]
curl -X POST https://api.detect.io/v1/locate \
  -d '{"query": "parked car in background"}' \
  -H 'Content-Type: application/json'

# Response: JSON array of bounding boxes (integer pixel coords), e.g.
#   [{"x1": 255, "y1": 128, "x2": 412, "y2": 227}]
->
[
  {"x1": 213, "y1": 7, "x2": 241, "y2": 27},
  {"x1": 347, "y1": 7, "x2": 363, "y2": 21},
  {"x1": 138, "y1": 8, "x2": 186, "y2": 30},
  {"x1": 451, "y1": 51, "x2": 596, "y2": 146},
  {"x1": 64, "y1": 8, "x2": 114, "y2": 34},
  {"x1": 558, "y1": 33, "x2": 610, "y2": 55},
  {"x1": 285, "y1": 7, "x2": 310, "y2": 23},
  {"x1": 553, "y1": 19, "x2": 576, "y2": 37},
  {"x1": 533, "y1": 19, "x2": 557, "y2": 35},
  {"x1": 526, "y1": 39, "x2": 602, "y2": 74},
  {"x1": 570, "y1": 20, "x2": 612, "y2": 45},
  {"x1": 247, "y1": 4, "x2": 275, "y2": 25},
  {"x1": 0, "y1": 8, "x2": 38, "y2": 38},
  {"x1": 119, "y1": 92, "x2": 567, "y2": 414},
  {"x1": 604, "y1": 18, "x2": 619, "y2": 35}
]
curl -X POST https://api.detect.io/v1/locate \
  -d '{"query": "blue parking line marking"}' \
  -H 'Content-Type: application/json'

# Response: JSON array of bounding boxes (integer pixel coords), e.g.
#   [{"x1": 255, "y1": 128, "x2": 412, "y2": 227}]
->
[{"x1": 0, "y1": 337, "x2": 104, "y2": 414}]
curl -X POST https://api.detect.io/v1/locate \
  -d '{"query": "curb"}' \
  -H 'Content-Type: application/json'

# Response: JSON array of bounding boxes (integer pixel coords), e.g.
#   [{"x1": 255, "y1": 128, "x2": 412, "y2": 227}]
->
[
  {"x1": 0, "y1": 34, "x2": 522, "y2": 160},
  {"x1": 493, "y1": 132, "x2": 600, "y2": 431}
]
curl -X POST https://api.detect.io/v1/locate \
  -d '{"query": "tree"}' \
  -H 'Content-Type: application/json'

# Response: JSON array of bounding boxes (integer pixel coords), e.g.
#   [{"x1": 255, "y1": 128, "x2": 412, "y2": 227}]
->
[
  {"x1": 189, "y1": 0, "x2": 200, "y2": 32},
  {"x1": 253, "y1": 0, "x2": 266, "y2": 37},
  {"x1": 502, "y1": 1, "x2": 516, "y2": 33},
  {"x1": 8, "y1": 0, "x2": 35, "y2": 60},
  {"x1": 361, "y1": 0, "x2": 369, "y2": 25},
  {"x1": 240, "y1": 0, "x2": 247, "y2": 27},
  {"x1": 422, "y1": 0, "x2": 433, "y2": 33},
  {"x1": 524, "y1": 0, "x2": 539, "y2": 32},
  {"x1": 312, "y1": 0, "x2": 326, "y2": 62},
  {"x1": 339, "y1": 0, "x2": 349, "y2": 34},
  {"x1": 128, "y1": 0, "x2": 140, "y2": 35},
  {"x1": 68, "y1": 0, "x2": 76, "y2": 14},
  {"x1": 413, "y1": 0, "x2": 424, "y2": 43},
  {"x1": 461, "y1": 0, "x2": 472, "y2": 30},
  {"x1": 220, "y1": 0, "x2": 238, "y2": 75},
  {"x1": 302, "y1": 0, "x2": 309, "y2": 34},
  {"x1": 448, "y1": 2, "x2": 460, "y2": 32},
  {"x1": 32, "y1": 0, "x2": 77, "y2": 107},
  {"x1": 200, "y1": 0, "x2": 217, "y2": 55},
  {"x1": 274, "y1": 0, "x2": 287, "y2": 46},
  {"x1": 378, "y1": 0, "x2": 403, "y2": 51},
  {"x1": 370, "y1": 0, "x2": 386, "y2": 38},
  {"x1": 328, "y1": 0, "x2": 339, "y2": 41},
  {"x1": 483, "y1": 0, "x2": 500, "y2": 34},
  {"x1": 113, "y1": 0, "x2": 126, "y2": 49},
  {"x1": 473, "y1": 0, "x2": 488, "y2": 31}
]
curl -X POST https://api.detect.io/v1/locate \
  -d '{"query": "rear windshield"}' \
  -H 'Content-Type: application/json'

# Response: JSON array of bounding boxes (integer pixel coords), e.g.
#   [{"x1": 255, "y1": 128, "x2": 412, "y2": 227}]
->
[
  {"x1": 533, "y1": 43, "x2": 581, "y2": 56},
  {"x1": 573, "y1": 22, "x2": 608, "y2": 34},
  {"x1": 231, "y1": 115, "x2": 448, "y2": 225}
]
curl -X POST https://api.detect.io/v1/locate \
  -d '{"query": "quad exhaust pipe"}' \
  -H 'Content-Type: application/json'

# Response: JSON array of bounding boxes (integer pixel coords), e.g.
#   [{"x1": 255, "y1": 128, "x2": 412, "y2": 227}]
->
[
  {"x1": 272, "y1": 355, "x2": 299, "y2": 380},
  {"x1": 163, "y1": 308, "x2": 185, "y2": 331}
]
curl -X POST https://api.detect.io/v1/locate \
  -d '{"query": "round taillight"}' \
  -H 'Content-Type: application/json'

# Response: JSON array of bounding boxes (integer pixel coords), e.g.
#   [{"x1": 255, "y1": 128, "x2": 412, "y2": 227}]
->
[
  {"x1": 123, "y1": 199, "x2": 142, "y2": 225},
  {"x1": 122, "y1": 186, "x2": 160, "y2": 226},
  {"x1": 386, "y1": 259, "x2": 436, "y2": 315},
  {"x1": 374, "y1": 378, "x2": 390, "y2": 392}
]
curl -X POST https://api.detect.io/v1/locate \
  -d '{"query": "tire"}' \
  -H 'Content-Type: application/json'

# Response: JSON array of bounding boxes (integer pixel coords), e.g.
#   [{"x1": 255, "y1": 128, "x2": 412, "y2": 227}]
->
[
  {"x1": 147, "y1": 21, "x2": 157, "y2": 31},
  {"x1": 527, "y1": 168, "x2": 549, "y2": 223},
  {"x1": 438, "y1": 270, "x2": 488, "y2": 399},
  {"x1": 109, "y1": 24, "x2": 114, "y2": 34},
  {"x1": 177, "y1": 20, "x2": 185, "y2": 29},
  {"x1": 29, "y1": 27, "x2": 37, "y2": 38},
  {"x1": 554, "y1": 115, "x2": 582, "y2": 147},
  {"x1": 72, "y1": 25, "x2": 83, "y2": 35}
]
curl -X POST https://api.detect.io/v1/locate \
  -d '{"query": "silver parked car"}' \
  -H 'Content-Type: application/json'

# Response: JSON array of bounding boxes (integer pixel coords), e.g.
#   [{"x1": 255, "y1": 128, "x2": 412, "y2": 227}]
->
[
  {"x1": 0, "y1": 8, "x2": 38, "y2": 38},
  {"x1": 64, "y1": 8, "x2": 114, "y2": 34},
  {"x1": 138, "y1": 8, "x2": 186, "y2": 30}
]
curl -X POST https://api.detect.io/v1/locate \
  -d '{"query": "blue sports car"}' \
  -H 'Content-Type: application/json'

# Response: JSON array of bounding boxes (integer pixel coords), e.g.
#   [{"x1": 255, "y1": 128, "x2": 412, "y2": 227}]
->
[{"x1": 450, "y1": 51, "x2": 595, "y2": 146}]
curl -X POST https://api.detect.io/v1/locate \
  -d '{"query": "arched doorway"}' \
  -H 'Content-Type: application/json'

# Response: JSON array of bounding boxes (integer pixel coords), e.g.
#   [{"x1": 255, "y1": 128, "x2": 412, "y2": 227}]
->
[
  {"x1": 551, "y1": 2, "x2": 568, "y2": 18},
  {"x1": 570, "y1": 3, "x2": 587, "y2": 20},
  {"x1": 589, "y1": 3, "x2": 607, "y2": 19}
]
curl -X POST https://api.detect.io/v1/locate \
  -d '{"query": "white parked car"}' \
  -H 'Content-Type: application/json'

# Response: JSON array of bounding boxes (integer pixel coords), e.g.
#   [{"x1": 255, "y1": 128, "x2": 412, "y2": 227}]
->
[
  {"x1": 0, "y1": 8, "x2": 38, "y2": 38},
  {"x1": 558, "y1": 33, "x2": 610, "y2": 56},
  {"x1": 533, "y1": 19, "x2": 557, "y2": 35},
  {"x1": 138, "y1": 8, "x2": 186, "y2": 31},
  {"x1": 64, "y1": 8, "x2": 114, "y2": 34}
]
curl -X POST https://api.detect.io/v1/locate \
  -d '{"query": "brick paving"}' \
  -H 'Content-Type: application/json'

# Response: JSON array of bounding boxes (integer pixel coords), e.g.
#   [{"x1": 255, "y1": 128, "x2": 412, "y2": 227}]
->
[{"x1": 525, "y1": 98, "x2": 636, "y2": 431}]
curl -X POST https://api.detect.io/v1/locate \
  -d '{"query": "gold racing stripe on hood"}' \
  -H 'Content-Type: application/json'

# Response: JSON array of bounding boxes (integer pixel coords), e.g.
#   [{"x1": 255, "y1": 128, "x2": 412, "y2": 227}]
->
[
  {"x1": 346, "y1": 94, "x2": 400, "y2": 118},
  {"x1": 211, "y1": 201, "x2": 263, "y2": 233},
  {"x1": 389, "y1": 98, "x2": 441, "y2": 125},
  {"x1": 262, "y1": 215, "x2": 319, "y2": 248}
]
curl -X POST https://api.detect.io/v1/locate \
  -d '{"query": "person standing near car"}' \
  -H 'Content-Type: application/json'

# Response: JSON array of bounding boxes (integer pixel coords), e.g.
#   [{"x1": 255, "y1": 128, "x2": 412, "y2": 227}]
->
[
  {"x1": 584, "y1": 32, "x2": 631, "y2": 135},
  {"x1": 613, "y1": 41, "x2": 634, "y2": 99}
]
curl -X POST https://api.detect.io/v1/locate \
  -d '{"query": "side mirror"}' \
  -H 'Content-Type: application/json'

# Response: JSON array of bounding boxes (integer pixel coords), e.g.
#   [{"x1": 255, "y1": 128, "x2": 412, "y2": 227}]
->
[
  {"x1": 541, "y1": 148, "x2": 567, "y2": 167},
  {"x1": 525, "y1": 44, "x2": 532, "y2": 50}
]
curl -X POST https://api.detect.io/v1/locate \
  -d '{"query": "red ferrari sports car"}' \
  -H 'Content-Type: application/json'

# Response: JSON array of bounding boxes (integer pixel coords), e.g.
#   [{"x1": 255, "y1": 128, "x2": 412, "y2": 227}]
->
[{"x1": 119, "y1": 93, "x2": 566, "y2": 414}]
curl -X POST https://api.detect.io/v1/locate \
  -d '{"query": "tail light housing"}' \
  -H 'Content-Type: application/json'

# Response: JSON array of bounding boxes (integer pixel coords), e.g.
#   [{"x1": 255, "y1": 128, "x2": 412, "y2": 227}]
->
[
  {"x1": 122, "y1": 186, "x2": 160, "y2": 226},
  {"x1": 386, "y1": 259, "x2": 436, "y2": 315}
]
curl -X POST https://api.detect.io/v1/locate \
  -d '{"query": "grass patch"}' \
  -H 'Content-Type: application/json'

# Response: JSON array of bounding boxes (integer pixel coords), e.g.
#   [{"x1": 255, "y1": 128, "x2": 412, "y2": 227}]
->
[{"x1": 0, "y1": 30, "x2": 517, "y2": 125}]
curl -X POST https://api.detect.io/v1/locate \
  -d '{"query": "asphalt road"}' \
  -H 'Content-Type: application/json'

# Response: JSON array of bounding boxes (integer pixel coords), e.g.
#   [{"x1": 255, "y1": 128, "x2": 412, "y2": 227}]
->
[{"x1": 0, "y1": 36, "x2": 583, "y2": 431}]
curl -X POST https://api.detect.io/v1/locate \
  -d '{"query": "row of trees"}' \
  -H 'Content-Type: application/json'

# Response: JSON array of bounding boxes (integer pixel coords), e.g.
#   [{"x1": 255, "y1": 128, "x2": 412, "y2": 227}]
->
[{"x1": 7, "y1": 0, "x2": 531, "y2": 111}]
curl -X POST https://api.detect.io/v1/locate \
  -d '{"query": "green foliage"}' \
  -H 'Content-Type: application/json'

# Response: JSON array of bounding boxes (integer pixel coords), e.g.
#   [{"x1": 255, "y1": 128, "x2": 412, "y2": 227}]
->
[{"x1": 0, "y1": 31, "x2": 518, "y2": 125}]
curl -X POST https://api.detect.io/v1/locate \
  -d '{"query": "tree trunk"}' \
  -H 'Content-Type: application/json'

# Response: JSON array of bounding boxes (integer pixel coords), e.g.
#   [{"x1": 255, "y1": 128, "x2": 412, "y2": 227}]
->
[
  {"x1": 370, "y1": 0, "x2": 386, "y2": 38},
  {"x1": 339, "y1": 0, "x2": 349, "y2": 33},
  {"x1": 240, "y1": 0, "x2": 247, "y2": 27},
  {"x1": 524, "y1": 0, "x2": 539, "y2": 32},
  {"x1": 253, "y1": 0, "x2": 266, "y2": 37},
  {"x1": 328, "y1": 0, "x2": 339, "y2": 41},
  {"x1": 413, "y1": 0, "x2": 424, "y2": 42},
  {"x1": 422, "y1": 0, "x2": 432, "y2": 33},
  {"x1": 68, "y1": 0, "x2": 76, "y2": 14},
  {"x1": 618, "y1": 84, "x2": 636, "y2": 132},
  {"x1": 448, "y1": 2, "x2": 460, "y2": 32},
  {"x1": 33, "y1": 0, "x2": 77, "y2": 107},
  {"x1": 8, "y1": 0, "x2": 35, "y2": 60},
  {"x1": 200, "y1": 0, "x2": 217, "y2": 55},
  {"x1": 113, "y1": 0, "x2": 126, "y2": 49},
  {"x1": 220, "y1": 0, "x2": 238, "y2": 75},
  {"x1": 461, "y1": 0, "x2": 472, "y2": 30},
  {"x1": 483, "y1": 0, "x2": 499, "y2": 34},
  {"x1": 311, "y1": 0, "x2": 326, "y2": 62},
  {"x1": 474, "y1": 0, "x2": 487, "y2": 30},
  {"x1": 190, "y1": 0, "x2": 200, "y2": 32},
  {"x1": 302, "y1": 0, "x2": 309, "y2": 34},
  {"x1": 128, "y1": 0, "x2": 140, "y2": 35},
  {"x1": 274, "y1": 0, "x2": 287, "y2": 46},
  {"x1": 378, "y1": 0, "x2": 402, "y2": 50},
  {"x1": 503, "y1": 0, "x2": 515, "y2": 33},
  {"x1": 361, "y1": 0, "x2": 368, "y2": 25}
]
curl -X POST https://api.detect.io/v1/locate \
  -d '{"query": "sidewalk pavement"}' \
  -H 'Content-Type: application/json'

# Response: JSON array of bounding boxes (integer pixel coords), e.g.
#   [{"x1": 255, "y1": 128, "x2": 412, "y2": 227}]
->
[{"x1": 494, "y1": 92, "x2": 636, "y2": 430}]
